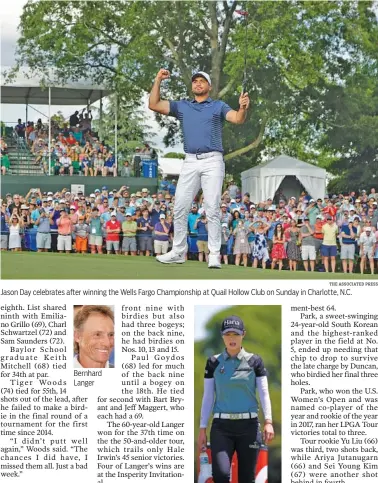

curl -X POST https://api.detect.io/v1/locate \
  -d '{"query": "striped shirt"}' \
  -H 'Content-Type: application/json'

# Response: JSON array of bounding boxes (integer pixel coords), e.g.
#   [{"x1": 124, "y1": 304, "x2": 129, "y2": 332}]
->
[{"x1": 169, "y1": 98, "x2": 232, "y2": 154}]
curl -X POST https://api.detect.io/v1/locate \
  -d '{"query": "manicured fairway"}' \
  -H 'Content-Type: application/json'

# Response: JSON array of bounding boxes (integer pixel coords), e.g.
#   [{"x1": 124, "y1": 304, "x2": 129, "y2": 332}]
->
[{"x1": 1, "y1": 252, "x2": 377, "y2": 280}]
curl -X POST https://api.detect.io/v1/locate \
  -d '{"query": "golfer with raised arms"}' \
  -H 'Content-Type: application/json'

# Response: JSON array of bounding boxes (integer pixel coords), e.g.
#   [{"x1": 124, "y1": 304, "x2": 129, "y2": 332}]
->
[
  {"x1": 198, "y1": 315, "x2": 274, "y2": 483},
  {"x1": 149, "y1": 69, "x2": 250, "y2": 268}
]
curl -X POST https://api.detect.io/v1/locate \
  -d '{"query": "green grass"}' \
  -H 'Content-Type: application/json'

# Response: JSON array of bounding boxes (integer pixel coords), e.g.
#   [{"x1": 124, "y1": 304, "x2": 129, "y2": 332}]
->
[{"x1": 1, "y1": 251, "x2": 377, "y2": 279}]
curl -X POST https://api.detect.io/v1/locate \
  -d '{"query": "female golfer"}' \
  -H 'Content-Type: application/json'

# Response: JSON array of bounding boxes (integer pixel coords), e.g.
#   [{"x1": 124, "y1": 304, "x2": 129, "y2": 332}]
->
[{"x1": 198, "y1": 315, "x2": 274, "y2": 483}]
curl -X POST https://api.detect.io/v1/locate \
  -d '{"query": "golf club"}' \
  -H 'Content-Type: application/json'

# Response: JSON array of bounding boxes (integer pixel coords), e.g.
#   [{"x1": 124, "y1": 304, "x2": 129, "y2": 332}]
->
[{"x1": 235, "y1": 9, "x2": 249, "y2": 93}]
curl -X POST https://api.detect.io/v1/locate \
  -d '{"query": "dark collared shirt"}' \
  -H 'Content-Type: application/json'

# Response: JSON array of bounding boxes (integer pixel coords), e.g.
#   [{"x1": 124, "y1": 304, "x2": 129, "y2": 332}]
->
[
  {"x1": 204, "y1": 348, "x2": 267, "y2": 414},
  {"x1": 169, "y1": 98, "x2": 232, "y2": 154}
]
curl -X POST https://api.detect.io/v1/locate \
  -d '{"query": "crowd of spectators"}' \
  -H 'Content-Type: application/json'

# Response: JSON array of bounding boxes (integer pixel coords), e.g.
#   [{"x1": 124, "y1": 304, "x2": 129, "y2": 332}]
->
[
  {"x1": 1, "y1": 182, "x2": 378, "y2": 274},
  {"x1": 6, "y1": 112, "x2": 158, "y2": 178},
  {"x1": 12, "y1": 111, "x2": 120, "y2": 177}
]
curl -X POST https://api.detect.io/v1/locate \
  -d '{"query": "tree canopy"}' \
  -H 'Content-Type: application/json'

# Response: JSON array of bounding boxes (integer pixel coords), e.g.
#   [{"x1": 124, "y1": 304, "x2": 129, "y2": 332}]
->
[{"x1": 13, "y1": 1, "x2": 378, "y2": 187}]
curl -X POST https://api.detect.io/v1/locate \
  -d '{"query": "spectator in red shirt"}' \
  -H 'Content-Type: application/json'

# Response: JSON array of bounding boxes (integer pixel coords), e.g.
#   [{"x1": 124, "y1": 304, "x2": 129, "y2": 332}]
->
[
  {"x1": 66, "y1": 132, "x2": 77, "y2": 146},
  {"x1": 322, "y1": 200, "x2": 337, "y2": 220},
  {"x1": 105, "y1": 212, "x2": 121, "y2": 255}
]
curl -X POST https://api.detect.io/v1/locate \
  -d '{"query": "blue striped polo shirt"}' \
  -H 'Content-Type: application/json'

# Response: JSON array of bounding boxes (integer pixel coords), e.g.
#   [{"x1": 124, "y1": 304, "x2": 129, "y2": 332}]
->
[
  {"x1": 204, "y1": 348, "x2": 267, "y2": 414},
  {"x1": 169, "y1": 98, "x2": 232, "y2": 154}
]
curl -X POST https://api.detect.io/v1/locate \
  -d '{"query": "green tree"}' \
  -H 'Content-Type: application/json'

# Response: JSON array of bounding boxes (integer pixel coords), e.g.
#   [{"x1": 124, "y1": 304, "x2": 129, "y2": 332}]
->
[
  {"x1": 163, "y1": 152, "x2": 186, "y2": 159},
  {"x1": 50, "y1": 111, "x2": 65, "y2": 128},
  {"x1": 194, "y1": 305, "x2": 281, "y2": 483},
  {"x1": 11, "y1": 1, "x2": 378, "y2": 184},
  {"x1": 91, "y1": 94, "x2": 153, "y2": 158}
]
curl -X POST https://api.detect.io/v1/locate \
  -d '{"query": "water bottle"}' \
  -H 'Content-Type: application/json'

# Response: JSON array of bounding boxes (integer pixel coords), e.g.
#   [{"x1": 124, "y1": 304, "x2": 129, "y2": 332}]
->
[{"x1": 198, "y1": 451, "x2": 213, "y2": 483}]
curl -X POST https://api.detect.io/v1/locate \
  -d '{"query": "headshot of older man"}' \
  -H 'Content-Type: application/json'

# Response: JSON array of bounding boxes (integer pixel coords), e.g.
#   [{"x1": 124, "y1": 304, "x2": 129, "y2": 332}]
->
[{"x1": 73, "y1": 305, "x2": 114, "y2": 368}]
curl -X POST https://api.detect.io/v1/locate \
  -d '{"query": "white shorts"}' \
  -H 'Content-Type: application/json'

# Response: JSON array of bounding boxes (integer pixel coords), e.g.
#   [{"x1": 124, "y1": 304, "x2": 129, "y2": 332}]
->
[
  {"x1": 89, "y1": 234, "x2": 103, "y2": 246},
  {"x1": 340, "y1": 244, "x2": 355, "y2": 260},
  {"x1": 57, "y1": 234, "x2": 72, "y2": 251},
  {"x1": 37, "y1": 232, "x2": 51, "y2": 249},
  {"x1": 301, "y1": 245, "x2": 316, "y2": 261},
  {"x1": 154, "y1": 240, "x2": 169, "y2": 255}
]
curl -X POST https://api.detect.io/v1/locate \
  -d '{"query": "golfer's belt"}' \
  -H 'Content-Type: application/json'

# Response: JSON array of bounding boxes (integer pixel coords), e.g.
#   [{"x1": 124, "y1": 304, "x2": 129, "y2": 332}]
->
[{"x1": 213, "y1": 412, "x2": 258, "y2": 420}]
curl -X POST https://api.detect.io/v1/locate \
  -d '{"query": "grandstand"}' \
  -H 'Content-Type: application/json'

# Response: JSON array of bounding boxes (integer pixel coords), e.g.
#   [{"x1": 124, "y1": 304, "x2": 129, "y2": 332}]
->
[{"x1": 1, "y1": 71, "x2": 159, "y2": 193}]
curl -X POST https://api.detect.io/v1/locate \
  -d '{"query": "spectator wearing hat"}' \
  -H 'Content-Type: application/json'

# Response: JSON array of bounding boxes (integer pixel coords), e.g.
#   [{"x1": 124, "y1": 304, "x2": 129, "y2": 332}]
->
[
  {"x1": 305, "y1": 199, "x2": 320, "y2": 225},
  {"x1": 163, "y1": 193, "x2": 172, "y2": 207},
  {"x1": 154, "y1": 214, "x2": 171, "y2": 256},
  {"x1": 340, "y1": 221, "x2": 357, "y2": 274},
  {"x1": 20, "y1": 204, "x2": 31, "y2": 231},
  {"x1": 233, "y1": 219, "x2": 250, "y2": 267},
  {"x1": 220, "y1": 222, "x2": 230, "y2": 265},
  {"x1": 137, "y1": 208, "x2": 154, "y2": 256},
  {"x1": 89, "y1": 208, "x2": 103, "y2": 254},
  {"x1": 230, "y1": 194, "x2": 243, "y2": 211},
  {"x1": 122, "y1": 213, "x2": 137, "y2": 256},
  {"x1": 35, "y1": 206, "x2": 54, "y2": 252},
  {"x1": 135, "y1": 192, "x2": 144, "y2": 207},
  {"x1": 252, "y1": 221, "x2": 270, "y2": 269},
  {"x1": 194, "y1": 213, "x2": 209, "y2": 263},
  {"x1": 57, "y1": 210, "x2": 73, "y2": 253},
  {"x1": 220, "y1": 203, "x2": 232, "y2": 228},
  {"x1": 271, "y1": 224, "x2": 286, "y2": 270},
  {"x1": 105, "y1": 213, "x2": 121, "y2": 255},
  {"x1": 73, "y1": 215, "x2": 90, "y2": 254},
  {"x1": 300, "y1": 218, "x2": 316, "y2": 272},
  {"x1": 359, "y1": 227, "x2": 376, "y2": 274},
  {"x1": 141, "y1": 188, "x2": 153, "y2": 204},
  {"x1": 321, "y1": 216, "x2": 338, "y2": 273}
]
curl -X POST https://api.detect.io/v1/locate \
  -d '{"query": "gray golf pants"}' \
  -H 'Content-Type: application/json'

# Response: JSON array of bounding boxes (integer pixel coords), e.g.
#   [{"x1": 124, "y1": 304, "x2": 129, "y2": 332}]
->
[{"x1": 173, "y1": 152, "x2": 224, "y2": 256}]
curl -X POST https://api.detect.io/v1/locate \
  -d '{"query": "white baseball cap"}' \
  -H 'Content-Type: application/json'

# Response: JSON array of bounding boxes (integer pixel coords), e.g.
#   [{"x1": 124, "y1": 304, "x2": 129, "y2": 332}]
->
[
  {"x1": 192, "y1": 71, "x2": 211, "y2": 85},
  {"x1": 159, "y1": 214, "x2": 166, "y2": 219}
]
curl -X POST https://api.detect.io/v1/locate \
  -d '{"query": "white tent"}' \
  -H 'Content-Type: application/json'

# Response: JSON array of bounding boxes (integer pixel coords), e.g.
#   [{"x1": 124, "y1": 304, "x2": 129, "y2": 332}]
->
[
  {"x1": 241, "y1": 154, "x2": 327, "y2": 202},
  {"x1": 158, "y1": 157, "x2": 184, "y2": 177}
]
